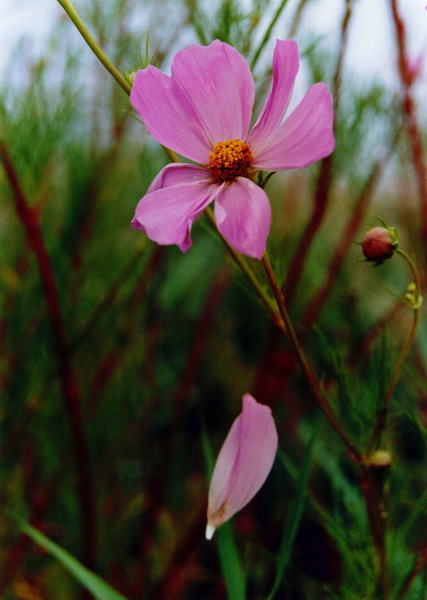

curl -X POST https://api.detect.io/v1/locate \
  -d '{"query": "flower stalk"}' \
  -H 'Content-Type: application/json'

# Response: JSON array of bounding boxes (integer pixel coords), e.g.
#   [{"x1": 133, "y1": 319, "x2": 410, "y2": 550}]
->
[
  {"x1": 369, "y1": 248, "x2": 422, "y2": 448},
  {"x1": 204, "y1": 207, "x2": 285, "y2": 331},
  {"x1": 261, "y1": 251, "x2": 362, "y2": 462},
  {"x1": 56, "y1": 0, "x2": 131, "y2": 95}
]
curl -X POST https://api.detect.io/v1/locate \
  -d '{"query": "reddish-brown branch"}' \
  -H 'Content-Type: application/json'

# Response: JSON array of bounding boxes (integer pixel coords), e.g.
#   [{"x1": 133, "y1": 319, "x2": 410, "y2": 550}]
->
[
  {"x1": 284, "y1": 0, "x2": 353, "y2": 305},
  {"x1": 389, "y1": 0, "x2": 427, "y2": 256},
  {"x1": 0, "y1": 142, "x2": 96, "y2": 574},
  {"x1": 301, "y1": 127, "x2": 401, "y2": 329}
]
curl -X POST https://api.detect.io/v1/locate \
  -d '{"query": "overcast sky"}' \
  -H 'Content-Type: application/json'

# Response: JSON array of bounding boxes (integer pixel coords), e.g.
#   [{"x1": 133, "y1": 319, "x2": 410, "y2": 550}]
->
[{"x1": 1, "y1": 0, "x2": 426, "y2": 93}]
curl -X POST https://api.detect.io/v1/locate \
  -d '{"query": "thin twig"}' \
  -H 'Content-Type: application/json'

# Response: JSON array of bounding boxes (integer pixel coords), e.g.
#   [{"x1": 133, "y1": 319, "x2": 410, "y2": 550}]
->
[
  {"x1": 369, "y1": 248, "x2": 422, "y2": 448},
  {"x1": 250, "y1": 0, "x2": 291, "y2": 71},
  {"x1": 389, "y1": 0, "x2": 427, "y2": 257},
  {"x1": 204, "y1": 206, "x2": 286, "y2": 332},
  {"x1": 262, "y1": 251, "x2": 362, "y2": 462}
]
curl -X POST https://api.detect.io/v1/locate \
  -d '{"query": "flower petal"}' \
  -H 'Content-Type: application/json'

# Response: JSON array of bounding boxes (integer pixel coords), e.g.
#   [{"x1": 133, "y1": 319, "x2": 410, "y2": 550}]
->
[
  {"x1": 130, "y1": 67, "x2": 211, "y2": 163},
  {"x1": 206, "y1": 394, "x2": 278, "y2": 539},
  {"x1": 131, "y1": 164, "x2": 218, "y2": 252},
  {"x1": 214, "y1": 177, "x2": 271, "y2": 259},
  {"x1": 171, "y1": 40, "x2": 254, "y2": 144},
  {"x1": 248, "y1": 40, "x2": 299, "y2": 151},
  {"x1": 253, "y1": 83, "x2": 335, "y2": 171},
  {"x1": 146, "y1": 163, "x2": 211, "y2": 193}
]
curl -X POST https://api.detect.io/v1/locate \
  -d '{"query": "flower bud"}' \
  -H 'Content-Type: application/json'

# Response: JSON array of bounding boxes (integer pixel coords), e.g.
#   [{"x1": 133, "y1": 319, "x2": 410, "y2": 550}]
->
[
  {"x1": 361, "y1": 226, "x2": 398, "y2": 264},
  {"x1": 364, "y1": 449, "x2": 392, "y2": 468}
]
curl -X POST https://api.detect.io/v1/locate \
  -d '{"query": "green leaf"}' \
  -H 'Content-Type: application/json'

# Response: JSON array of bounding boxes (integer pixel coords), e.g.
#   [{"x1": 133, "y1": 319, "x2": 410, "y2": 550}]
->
[
  {"x1": 267, "y1": 420, "x2": 318, "y2": 599},
  {"x1": 201, "y1": 425, "x2": 246, "y2": 600},
  {"x1": 21, "y1": 522, "x2": 128, "y2": 600},
  {"x1": 217, "y1": 522, "x2": 246, "y2": 600}
]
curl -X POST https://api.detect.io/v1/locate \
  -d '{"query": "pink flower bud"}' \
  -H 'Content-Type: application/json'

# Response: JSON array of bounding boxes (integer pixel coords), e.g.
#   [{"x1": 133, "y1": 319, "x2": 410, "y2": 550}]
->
[
  {"x1": 206, "y1": 394, "x2": 278, "y2": 540},
  {"x1": 361, "y1": 226, "x2": 398, "y2": 264}
]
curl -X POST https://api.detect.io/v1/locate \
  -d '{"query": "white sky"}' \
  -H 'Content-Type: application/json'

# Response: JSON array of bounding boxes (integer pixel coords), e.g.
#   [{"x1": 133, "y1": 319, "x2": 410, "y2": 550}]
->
[{"x1": 0, "y1": 0, "x2": 426, "y2": 93}]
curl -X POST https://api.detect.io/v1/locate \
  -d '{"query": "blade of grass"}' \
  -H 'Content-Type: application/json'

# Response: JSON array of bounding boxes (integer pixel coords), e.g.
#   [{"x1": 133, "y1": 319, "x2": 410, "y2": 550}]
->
[
  {"x1": 200, "y1": 425, "x2": 246, "y2": 600},
  {"x1": 21, "y1": 522, "x2": 128, "y2": 600},
  {"x1": 267, "y1": 419, "x2": 318, "y2": 600},
  {"x1": 217, "y1": 523, "x2": 246, "y2": 600},
  {"x1": 250, "y1": 0, "x2": 291, "y2": 70}
]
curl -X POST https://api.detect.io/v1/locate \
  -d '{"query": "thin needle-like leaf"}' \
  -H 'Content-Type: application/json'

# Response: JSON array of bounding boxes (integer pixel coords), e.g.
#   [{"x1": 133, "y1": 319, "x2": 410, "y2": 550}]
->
[
  {"x1": 267, "y1": 420, "x2": 318, "y2": 599},
  {"x1": 21, "y1": 522, "x2": 128, "y2": 600}
]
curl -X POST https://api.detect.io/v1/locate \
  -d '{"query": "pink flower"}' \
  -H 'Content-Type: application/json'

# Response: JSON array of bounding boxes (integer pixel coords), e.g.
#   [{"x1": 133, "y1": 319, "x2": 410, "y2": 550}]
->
[
  {"x1": 206, "y1": 394, "x2": 278, "y2": 540},
  {"x1": 130, "y1": 40, "x2": 335, "y2": 259}
]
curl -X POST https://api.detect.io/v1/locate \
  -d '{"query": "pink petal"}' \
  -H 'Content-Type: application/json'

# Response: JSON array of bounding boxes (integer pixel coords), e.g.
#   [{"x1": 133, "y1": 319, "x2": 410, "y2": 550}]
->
[
  {"x1": 253, "y1": 83, "x2": 335, "y2": 171},
  {"x1": 214, "y1": 177, "x2": 271, "y2": 259},
  {"x1": 206, "y1": 394, "x2": 278, "y2": 539},
  {"x1": 146, "y1": 163, "x2": 211, "y2": 193},
  {"x1": 130, "y1": 67, "x2": 210, "y2": 163},
  {"x1": 171, "y1": 40, "x2": 254, "y2": 144},
  {"x1": 131, "y1": 164, "x2": 218, "y2": 252},
  {"x1": 248, "y1": 40, "x2": 299, "y2": 152}
]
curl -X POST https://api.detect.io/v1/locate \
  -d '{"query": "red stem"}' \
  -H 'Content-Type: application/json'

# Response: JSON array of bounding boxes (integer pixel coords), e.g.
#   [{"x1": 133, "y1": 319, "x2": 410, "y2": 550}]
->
[
  {"x1": 389, "y1": 0, "x2": 427, "y2": 257},
  {"x1": 284, "y1": 0, "x2": 353, "y2": 305},
  {"x1": 0, "y1": 142, "x2": 96, "y2": 573},
  {"x1": 301, "y1": 128, "x2": 401, "y2": 329}
]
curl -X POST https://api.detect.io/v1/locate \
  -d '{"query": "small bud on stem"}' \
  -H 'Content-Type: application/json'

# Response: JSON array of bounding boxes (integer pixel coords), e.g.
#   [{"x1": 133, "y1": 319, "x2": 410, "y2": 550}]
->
[{"x1": 361, "y1": 226, "x2": 398, "y2": 264}]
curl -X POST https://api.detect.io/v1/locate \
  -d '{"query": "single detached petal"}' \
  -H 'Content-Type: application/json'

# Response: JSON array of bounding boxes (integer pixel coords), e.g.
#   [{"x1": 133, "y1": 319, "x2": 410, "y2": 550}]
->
[
  {"x1": 171, "y1": 40, "x2": 255, "y2": 144},
  {"x1": 130, "y1": 67, "x2": 210, "y2": 163},
  {"x1": 248, "y1": 40, "x2": 299, "y2": 152},
  {"x1": 214, "y1": 177, "x2": 271, "y2": 259},
  {"x1": 206, "y1": 394, "x2": 278, "y2": 540},
  {"x1": 131, "y1": 164, "x2": 218, "y2": 252},
  {"x1": 253, "y1": 82, "x2": 335, "y2": 171}
]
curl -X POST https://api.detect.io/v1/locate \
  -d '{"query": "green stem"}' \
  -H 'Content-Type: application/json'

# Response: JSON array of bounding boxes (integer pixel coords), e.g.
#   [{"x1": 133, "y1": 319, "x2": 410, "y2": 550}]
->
[
  {"x1": 56, "y1": 0, "x2": 131, "y2": 95},
  {"x1": 369, "y1": 248, "x2": 422, "y2": 449},
  {"x1": 261, "y1": 251, "x2": 361, "y2": 462},
  {"x1": 250, "y1": 0, "x2": 291, "y2": 71},
  {"x1": 204, "y1": 207, "x2": 285, "y2": 331},
  {"x1": 56, "y1": 0, "x2": 179, "y2": 164}
]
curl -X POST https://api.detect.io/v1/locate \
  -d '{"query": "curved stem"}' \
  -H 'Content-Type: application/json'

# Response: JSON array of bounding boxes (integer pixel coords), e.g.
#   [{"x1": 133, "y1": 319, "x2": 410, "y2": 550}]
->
[
  {"x1": 57, "y1": 0, "x2": 179, "y2": 165},
  {"x1": 369, "y1": 248, "x2": 422, "y2": 449},
  {"x1": 204, "y1": 207, "x2": 285, "y2": 331},
  {"x1": 57, "y1": 0, "x2": 131, "y2": 95},
  {"x1": 261, "y1": 251, "x2": 362, "y2": 462}
]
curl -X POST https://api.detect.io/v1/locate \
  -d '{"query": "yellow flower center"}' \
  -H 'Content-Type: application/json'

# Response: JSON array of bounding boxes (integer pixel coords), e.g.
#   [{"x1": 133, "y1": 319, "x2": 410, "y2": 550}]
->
[{"x1": 209, "y1": 139, "x2": 254, "y2": 182}]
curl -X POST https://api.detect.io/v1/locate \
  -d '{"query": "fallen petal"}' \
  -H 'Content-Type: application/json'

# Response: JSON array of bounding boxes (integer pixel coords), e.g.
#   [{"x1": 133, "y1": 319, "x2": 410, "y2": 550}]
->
[{"x1": 206, "y1": 394, "x2": 278, "y2": 539}]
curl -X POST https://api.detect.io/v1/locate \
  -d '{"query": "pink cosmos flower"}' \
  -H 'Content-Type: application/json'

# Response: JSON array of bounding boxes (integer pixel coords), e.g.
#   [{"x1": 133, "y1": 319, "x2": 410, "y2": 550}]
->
[
  {"x1": 130, "y1": 40, "x2": 335, "y2": 259},
  {"x1": 206, "y1": 394, "x2": 278, "y2": 540}
]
